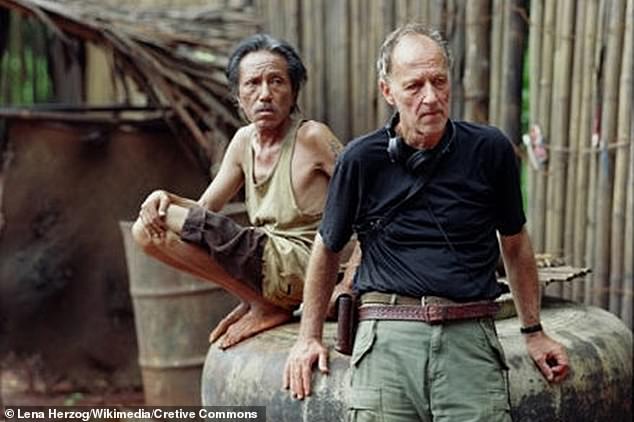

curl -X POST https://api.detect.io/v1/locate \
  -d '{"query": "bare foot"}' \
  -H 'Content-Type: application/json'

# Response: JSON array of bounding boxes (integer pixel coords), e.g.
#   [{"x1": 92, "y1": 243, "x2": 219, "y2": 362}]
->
[
  {"x1": 209, "y1": 302, "x2": 250, "y2": 344},
  {"x1": 216, "y1": 303, "x2": 292, "y2": 349}
]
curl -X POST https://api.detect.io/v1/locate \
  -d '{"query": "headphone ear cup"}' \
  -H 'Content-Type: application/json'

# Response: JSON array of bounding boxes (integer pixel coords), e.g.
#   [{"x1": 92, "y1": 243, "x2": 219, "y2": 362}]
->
[
  {"x1": 387, "y1": 136, "x2": 400, "y2": 163},
  {"x1": 406, "y1": 150, "x2": 432, "y2": 173}
]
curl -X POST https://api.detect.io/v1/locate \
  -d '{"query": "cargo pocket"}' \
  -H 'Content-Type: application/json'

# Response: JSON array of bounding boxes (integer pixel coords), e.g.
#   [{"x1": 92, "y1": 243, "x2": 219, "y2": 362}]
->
[
  {"x1": 347, "y1": 387, "x2": 383, "y2": 422},
  {"x1": 479, "y1": 319, "x2": 512, "y2": 414},
  {"x1": 479, "y1": 318, "x2": 509, "y2": 371},
  {"x1": 350, "y1": 320, "x2": 377, "y2": 367}
]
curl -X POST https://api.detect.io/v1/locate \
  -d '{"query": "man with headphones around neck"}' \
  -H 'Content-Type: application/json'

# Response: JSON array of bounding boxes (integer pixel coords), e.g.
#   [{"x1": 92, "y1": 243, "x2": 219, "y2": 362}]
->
[{"x1": 284, "y1": 23, "x2": 569, "y2": 421}]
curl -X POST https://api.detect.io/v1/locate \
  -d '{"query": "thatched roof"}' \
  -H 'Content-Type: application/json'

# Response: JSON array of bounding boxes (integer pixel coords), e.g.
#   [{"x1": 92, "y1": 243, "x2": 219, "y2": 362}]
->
[{"x1": 0, "y1": 0, "x2": 261, "y2": 164}]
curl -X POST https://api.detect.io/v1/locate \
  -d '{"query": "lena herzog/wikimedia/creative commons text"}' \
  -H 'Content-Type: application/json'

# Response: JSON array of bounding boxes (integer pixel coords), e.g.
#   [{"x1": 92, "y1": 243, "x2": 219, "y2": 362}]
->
[{"x1": 2, "y1": 406, "x2": 266, "y2": 421}]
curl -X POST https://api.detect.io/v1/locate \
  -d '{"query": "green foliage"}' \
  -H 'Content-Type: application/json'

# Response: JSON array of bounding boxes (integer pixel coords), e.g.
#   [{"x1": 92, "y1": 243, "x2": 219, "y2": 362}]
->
[{"x1": 0, "y1": 12, "x2": 53, "y2": 106}]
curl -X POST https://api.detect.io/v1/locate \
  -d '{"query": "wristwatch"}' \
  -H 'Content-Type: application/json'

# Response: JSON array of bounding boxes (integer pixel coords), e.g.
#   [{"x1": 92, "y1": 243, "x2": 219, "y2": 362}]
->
[{"x1": 520, "y1": 322, "x2": 543, "y2": 334}]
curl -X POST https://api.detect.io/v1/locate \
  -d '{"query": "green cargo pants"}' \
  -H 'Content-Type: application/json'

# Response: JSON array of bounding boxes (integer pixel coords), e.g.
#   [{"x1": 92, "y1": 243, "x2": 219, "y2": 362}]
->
[{"x1": 347, "y1": 318, "x2": 512, "y2": 422}]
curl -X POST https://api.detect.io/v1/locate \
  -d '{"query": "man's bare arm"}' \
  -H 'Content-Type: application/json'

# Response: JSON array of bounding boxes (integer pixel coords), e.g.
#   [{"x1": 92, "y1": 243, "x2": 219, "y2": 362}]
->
[
  {"x1": 197, "y1": 131, "x2": 247, "y2": 211},
  {"x1": 327, "y1": 241, "x2": 361, "y2": 318},
  {"x1": 297, "y1": 121, "x2": 343, "y2": 177},
  {"x1": 138, "y1": 131, "x2": 246, "y2": 237},
  {"x1": 500, "y1": 227, "x2": 569, "y2": 383},
  {"x1": 283, "y1": 235, "x2": 341, "y2": 399}
]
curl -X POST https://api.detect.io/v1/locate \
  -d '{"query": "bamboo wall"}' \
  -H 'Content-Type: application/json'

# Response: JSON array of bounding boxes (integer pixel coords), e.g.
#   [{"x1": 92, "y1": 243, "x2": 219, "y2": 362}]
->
[
  {"x1": 255, "y1": 0, "x2": 633, "y2": 328},
  {"x1": 527, "y1": 0, "x2": 632, "y2": 328}
]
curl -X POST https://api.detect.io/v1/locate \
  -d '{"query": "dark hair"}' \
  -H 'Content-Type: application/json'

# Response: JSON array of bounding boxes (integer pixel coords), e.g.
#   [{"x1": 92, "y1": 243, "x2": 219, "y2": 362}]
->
[
  {"x1": 377, "y1": 23, "x2": 453, "y2": 81},
  {"x1": 226, "y1": 34, "x2": 307, "y2": 110}
]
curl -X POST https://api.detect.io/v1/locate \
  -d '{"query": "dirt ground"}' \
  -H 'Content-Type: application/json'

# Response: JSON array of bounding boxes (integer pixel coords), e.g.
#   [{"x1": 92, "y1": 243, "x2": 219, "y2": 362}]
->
[{"x1": 1, "y1": 356, "x2": 144, "y2": 407}]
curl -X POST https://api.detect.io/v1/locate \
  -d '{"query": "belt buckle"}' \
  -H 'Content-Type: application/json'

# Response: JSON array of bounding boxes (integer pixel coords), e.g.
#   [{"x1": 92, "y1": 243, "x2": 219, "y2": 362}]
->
[{"x1": 421, "y1": 296, "x2": 450, "y2": 324}]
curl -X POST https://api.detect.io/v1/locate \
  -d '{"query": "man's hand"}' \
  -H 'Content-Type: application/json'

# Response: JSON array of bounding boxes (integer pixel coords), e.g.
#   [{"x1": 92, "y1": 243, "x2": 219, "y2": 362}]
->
[
  {"x1": 138, "y1": 190, "x2": 171, "y2": 239},
  {"x1": 283, "y1": 337, "x2": 329, "y2": 400},
  {"x1": 525, "y1": 332, "x2": 569, "y2": 383}
]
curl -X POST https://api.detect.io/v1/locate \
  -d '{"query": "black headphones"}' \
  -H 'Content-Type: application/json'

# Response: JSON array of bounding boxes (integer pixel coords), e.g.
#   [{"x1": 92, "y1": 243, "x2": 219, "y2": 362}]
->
[{"x1": 385, "y1": 112, "x2": 455, "y2": 174}]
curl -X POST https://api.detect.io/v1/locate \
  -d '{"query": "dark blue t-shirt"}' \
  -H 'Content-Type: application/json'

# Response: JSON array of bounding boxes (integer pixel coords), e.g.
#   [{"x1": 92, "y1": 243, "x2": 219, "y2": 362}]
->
[{"x1": 319, "y1": 120, "x2": 526, "y2": 301}]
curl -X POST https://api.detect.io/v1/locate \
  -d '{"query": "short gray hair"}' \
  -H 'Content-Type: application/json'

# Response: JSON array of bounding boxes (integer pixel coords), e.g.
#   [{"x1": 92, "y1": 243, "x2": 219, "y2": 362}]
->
[{"x1": 377, "y1": 23, "x2": 453, "y2": 81}]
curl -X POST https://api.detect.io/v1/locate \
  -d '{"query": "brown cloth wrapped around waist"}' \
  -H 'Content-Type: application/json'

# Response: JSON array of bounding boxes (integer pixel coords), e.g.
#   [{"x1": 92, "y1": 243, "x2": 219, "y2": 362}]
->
[{"x1": 358, "y1": 292, "x2": 500, "y2": 324}]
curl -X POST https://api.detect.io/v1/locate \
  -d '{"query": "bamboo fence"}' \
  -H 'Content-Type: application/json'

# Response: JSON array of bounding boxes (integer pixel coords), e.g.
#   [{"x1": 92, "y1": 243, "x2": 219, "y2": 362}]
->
[
  {"x1": 255, "y1": 0, "x2": 632, "y2": 328},
  {"x1": 525, "y1": 0, "x2": 632, "y2": 326}
]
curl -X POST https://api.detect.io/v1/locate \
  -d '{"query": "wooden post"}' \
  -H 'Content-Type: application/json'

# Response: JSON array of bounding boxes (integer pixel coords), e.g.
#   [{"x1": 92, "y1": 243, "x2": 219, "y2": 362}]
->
[
  {"x1": 609, "y1": 0, "x2": 632, "y2": 314},
  {"x1": 593, "y1": 0, "x2": 626, "y2": 308},
  {"x1": 463, "y1": 0, "x2": 490, "y2": 123}
]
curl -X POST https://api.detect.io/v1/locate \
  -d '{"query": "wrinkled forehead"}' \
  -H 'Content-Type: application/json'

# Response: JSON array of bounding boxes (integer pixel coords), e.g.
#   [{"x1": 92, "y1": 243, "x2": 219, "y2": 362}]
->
[
  {"x1": 238, "y1": 50, "x2": 290, "y2": 81},
  {"x1": 391, "y1": 33, "x2": 449, "y2": 74}
]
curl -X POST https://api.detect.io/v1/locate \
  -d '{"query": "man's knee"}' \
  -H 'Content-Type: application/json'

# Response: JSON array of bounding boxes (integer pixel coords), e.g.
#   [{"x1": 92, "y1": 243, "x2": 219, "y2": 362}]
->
[
  {"x1": 131, "y1": 218, "x2": 153, "y2": 250},
  {"x1": 132, "y1": 218, "x2": 183, "y2": 251}
]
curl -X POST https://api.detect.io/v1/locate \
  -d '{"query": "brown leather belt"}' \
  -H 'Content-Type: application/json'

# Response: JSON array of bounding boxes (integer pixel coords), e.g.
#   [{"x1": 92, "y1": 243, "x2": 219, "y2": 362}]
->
[{"x1": 358, "y1": 292, "x2": 500, "y2": 324}]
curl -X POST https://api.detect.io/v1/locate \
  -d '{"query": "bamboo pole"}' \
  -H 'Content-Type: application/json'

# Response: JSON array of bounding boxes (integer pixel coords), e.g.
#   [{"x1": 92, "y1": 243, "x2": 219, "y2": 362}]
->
[
  {"x1": 448, "y1": 0, "x2": 465, "y2": 120},
  {"x1": 351, "y1": 0, "x2": 364, "y2": 136},
  {"x1": 0, "y1": 12, "x2": 12, "y2": 104},
  {"x1": 489, "y1": 0, "x2": 504, "y2": 126},
  {"x1": 11, "y1": 12, "x2": 22, "y2": 103},
  {"x1": 533, "y1": 0, "x2": 556, "y2": 253},
  {"x1": 621, "y1": 118, "x2": 633, "y2": 328},
  {"x1": 573, "y1": 0, "x2": 599, "y2": 302},
  {"x1": 593, "y1": 0, "x2": 626, "y2": 308},
  {"x1": 285, "y1": 0, "x2": 300, "y2": 48},
  {"x1": 545, "y1": 0, "x2": 574, "y2": 297},
  {"x1": 376, "y1": 0, "x2": 394, "y2": 126},
  {"x1": 312, "y1": 0, "x2": 326, "y2": 122},
  {"x1": 368, "y1": 0, "x2": 380, "y2": 129},
  {"x1": 396, "y1": 0, "x2": 408, "y2": 26},
  {"x1": 526, "y1": 0, "x2": 542, "y2": 241},
  {"x1": 299, "y1": 0, "x2": 313, "y2": 117},
  {"x1": 499, "y1": 0, "x2": 527, "y2": 144},
  {"x1": 325, "y1": 0, "x2": 349, "y2": 141},
  {"x1": 562, "y1": 1, "x2": 585, "y2": 300},
  {"x1": 584, "y1": 0, "x2": 608, "y2": 305},
  {"x1": 410, "y1": 0, "x2": 426, "y2": 23},
  {"x1": 429, "y1": 0, "x2": 445, "y2": 34},
  {"x1": 563, "y1": 1, "x2": 585, "y2": 257},
  {"x1": 463, "y1": 0, "x2": 490, "y2": 123},
  {"x1": 609, "y1": 0, "x2": 632, "y2": 314}
]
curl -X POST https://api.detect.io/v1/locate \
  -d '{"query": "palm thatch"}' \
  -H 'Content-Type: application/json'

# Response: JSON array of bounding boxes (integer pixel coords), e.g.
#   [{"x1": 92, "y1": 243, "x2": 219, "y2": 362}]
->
[{"x1": 0, "y1": 0, "x2": 261, "y2": 165}]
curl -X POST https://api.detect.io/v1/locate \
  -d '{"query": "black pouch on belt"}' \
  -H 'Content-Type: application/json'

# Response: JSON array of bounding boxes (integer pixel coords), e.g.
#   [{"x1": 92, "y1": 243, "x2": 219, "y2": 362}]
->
[{"x1": 335, "y1": 293, "x2": 357, "y2": 355}]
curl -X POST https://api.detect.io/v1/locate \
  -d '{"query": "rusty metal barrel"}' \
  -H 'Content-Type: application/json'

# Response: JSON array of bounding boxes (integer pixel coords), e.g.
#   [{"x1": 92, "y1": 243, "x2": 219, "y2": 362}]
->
[
  {"x1": 202, "y1": 297, "x2": 632, "y2": 421},
  {"x1": 120, "y1": 221, "x2": 239, "y2": 405}
]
